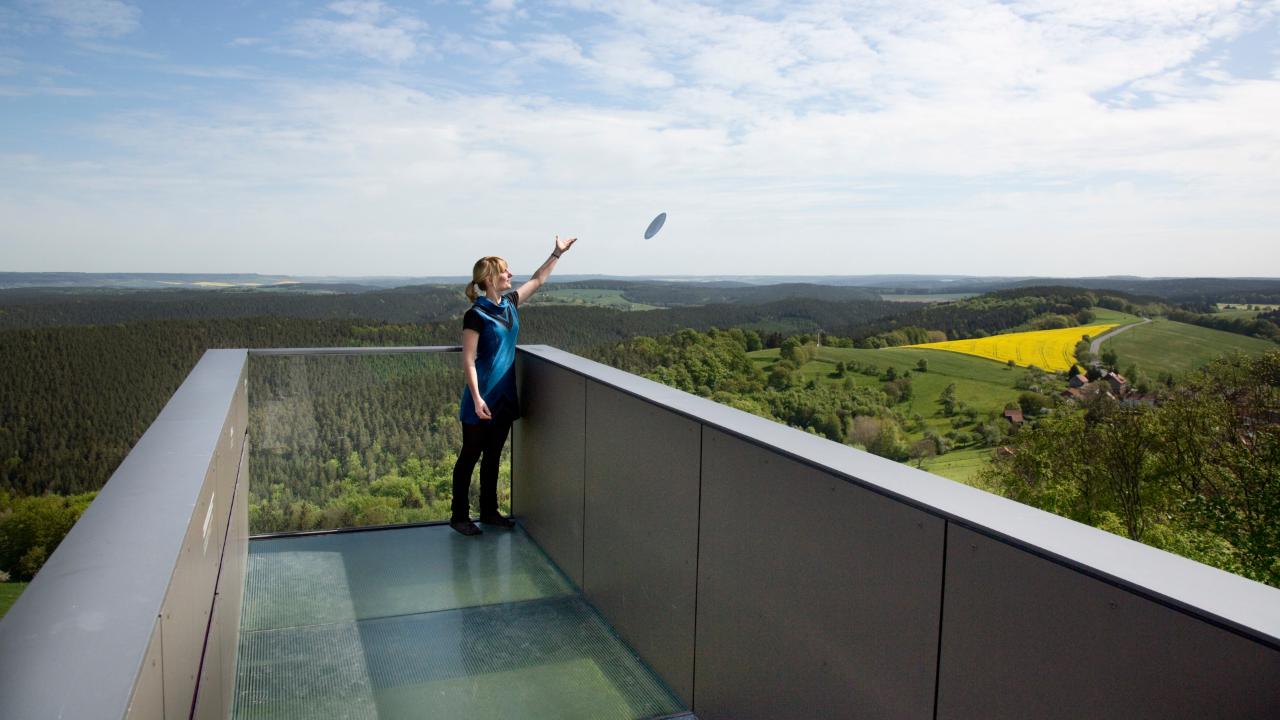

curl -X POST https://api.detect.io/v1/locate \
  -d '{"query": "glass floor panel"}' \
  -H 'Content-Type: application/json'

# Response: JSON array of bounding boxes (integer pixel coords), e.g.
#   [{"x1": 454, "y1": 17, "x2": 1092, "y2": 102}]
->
[
  {"x1": 233, "y1": 524, "x2": 686, "y2": 720},
  {"x1": 242, "y1": 522, "x2": 575, "y2": 630}
]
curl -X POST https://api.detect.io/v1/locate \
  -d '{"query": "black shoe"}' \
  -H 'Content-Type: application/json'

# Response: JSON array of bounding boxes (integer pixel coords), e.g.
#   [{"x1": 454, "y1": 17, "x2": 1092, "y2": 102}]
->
[
  {"x1": 450, "y1": 520, "x2": 482, "y2": 536},
  {"x1": 479, "y1": 512, "x2": 515, "y2": 529}
]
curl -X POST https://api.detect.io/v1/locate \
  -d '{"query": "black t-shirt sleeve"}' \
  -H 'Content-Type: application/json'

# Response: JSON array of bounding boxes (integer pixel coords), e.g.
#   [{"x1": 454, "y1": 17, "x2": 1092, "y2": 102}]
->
[
  {"x1": 462, "y1": 307, "x2": 484, "y2": 333},
  {"x1": 505, "y1": 290, "x2": 520, "y2": 307}
]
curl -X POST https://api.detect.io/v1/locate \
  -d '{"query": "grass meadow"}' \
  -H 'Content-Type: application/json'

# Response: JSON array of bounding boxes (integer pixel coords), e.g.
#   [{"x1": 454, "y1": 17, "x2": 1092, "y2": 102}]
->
[
  {"x1": 752, "y1": 345, "x2": 1025, "y2": 421},
  {"x1": 530, "y1": 288, "x2": 662, "y2": 311},
  {"x1": 1088, "y1": 307, "x2": 1145, "y2": 324},
  {"x1": 879, "y1": 293, "x2": 976, "y2": 303},
  {"x1": 1212, "y1": 304, "x2": 1277, "y2": 321},
  {"x1": 0, "y1": 582, "x2": 28, "y2": 620},
  {"x1": 750, "y1": 345, "x2": 1028, "y2": 484},
  {"x1": 918, "y1": 447, "x2": 994, "y2": 488},
  {"x1": 1102, "y1": 318, "x2": 1278, "y2": 378}
]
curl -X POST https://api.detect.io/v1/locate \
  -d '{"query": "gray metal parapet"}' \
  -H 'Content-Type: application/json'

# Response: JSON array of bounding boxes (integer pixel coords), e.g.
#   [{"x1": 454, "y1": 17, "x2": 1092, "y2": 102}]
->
[
  {"x1": 0, "y1": 349, "x2": 249, "y2": 720},
  {"x1": 512, "y1": 344, "x2": 1280, "y2": 720}
]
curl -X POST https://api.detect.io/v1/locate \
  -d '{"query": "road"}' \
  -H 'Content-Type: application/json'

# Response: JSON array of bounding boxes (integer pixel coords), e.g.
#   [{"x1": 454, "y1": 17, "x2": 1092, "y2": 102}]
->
[{"x1": 1090, "y1": 317, "x2": 1151, "y2": 360}]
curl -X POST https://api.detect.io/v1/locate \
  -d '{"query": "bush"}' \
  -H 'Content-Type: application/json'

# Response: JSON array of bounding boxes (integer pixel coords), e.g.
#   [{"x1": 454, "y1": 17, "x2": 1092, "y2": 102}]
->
[
  {"x1": 0, "y1": 491, "x2": 97, "y2": 581},
  {"x1": 1018, "y1": 392, "x2": 1052, "y2": 417},
  {"x1": 1030, "y1": 314, "x2": 1072, "y2": 330}
]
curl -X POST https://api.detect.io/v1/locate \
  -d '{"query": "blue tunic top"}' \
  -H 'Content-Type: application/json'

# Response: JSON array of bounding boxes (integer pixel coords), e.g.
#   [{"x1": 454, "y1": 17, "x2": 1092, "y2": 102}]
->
[{"x1": 459, "y1": 290, "x2": 521, "y2": 424}]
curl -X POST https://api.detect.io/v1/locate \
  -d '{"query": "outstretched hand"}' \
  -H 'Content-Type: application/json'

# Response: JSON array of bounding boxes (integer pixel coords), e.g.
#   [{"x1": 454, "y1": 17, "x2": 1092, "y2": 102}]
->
[
  {"x1": 555, "y1": 235, "x2": 577, "y2": 255},
  {"x1": 517, "y1": 235, "x2": 576, "y2": 304}
]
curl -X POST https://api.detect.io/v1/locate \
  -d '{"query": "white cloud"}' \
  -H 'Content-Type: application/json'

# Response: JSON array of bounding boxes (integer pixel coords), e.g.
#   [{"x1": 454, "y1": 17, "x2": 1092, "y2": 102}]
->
[
  {"x1": 4, "y1": 0, "x2": 1279, "y2": 275},
  {"x1": 530, "y1": 0, "x2": 1275, "y2": 109},
  {"x1": 520, "y1": 34, "x2": 676, "y2": 89},
  {"x1": 26, "y1": 0, "x2": 140, "y2": 39},
  {"x1": 8, "y1": 52, "x2": 1268, "y2": 274},
  {"x1": 154, "y1": 64, "x2": 270, "y2": 81},
  {"x1": 288, "y1": 1, "x2": 429, "y2": 64},
  {"x1": 0, "y1": 83, "x2": 96, "y2": 96},
  {"x1": 73, "y1": 40, "x2": 162, "y2": 59}
]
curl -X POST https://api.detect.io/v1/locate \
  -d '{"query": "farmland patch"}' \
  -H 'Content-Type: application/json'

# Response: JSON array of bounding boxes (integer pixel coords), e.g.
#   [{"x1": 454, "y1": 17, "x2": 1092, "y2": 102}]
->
[{"x1": 907, "y1": 324, "x2": 1119, "y2": 372}]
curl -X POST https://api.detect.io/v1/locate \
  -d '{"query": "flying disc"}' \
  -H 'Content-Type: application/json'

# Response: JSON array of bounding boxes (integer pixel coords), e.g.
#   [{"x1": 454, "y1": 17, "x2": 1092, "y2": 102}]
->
[{"x1": 644, "y1": 212, "x2": 667, "y2": 239}]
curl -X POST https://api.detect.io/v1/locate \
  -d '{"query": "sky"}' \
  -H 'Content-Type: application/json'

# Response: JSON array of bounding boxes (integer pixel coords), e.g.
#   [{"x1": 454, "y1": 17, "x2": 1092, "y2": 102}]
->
[{"x1": 1, "y1": 0, "x2": 1278, "y2": 277}]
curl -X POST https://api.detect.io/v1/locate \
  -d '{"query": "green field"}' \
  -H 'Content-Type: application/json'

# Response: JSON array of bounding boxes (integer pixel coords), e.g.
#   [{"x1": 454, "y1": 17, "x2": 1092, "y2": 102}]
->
[
  {"x1": 1214, "y1": 309, "x2": 1259, "y2": 321},
  {"x1": 918, "y1": 447, "x2": 994, "y2": 486},
  {"x1": 1089, "y1": 307, "x2": 1144, "y2": 325},
  {"x1": 1212, "y1": 303, "x2": 1275, "y2": 321},
  {"x1": 879, "y1": 293, "x2": 975, "y2": 303},
  {"x1": 1102, "y1": 318, "x2": 1277, "y2": 377},
  {"x1": 753, "y1": 344, "x2": 1026, "y2": 426},
  {"x1": 751, "y1": 344, "x2": 1029, "y2": 485},
  {"x1": 531, "y1": 288, "x2": 662, "y2": 311},
  {"x1": 0, "y1": 583, "x2": 27, "y2": 620}
]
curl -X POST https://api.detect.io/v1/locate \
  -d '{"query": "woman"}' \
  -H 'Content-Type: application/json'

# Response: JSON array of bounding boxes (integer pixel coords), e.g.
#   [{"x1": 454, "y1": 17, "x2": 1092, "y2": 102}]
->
[{"x1": 451, "y1": 235, "x2": 577, "y2": 536}]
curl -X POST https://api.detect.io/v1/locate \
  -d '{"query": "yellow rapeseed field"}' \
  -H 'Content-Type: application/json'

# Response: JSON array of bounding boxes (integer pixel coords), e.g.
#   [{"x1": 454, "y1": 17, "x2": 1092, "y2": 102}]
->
[{"x1": 907, "y1": 324, "x2": 1120, "y2": 372}]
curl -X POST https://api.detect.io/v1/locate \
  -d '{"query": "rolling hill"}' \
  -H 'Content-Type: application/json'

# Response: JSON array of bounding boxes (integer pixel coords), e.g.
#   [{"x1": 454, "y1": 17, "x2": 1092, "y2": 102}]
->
[{"x1": 1101, "y1": 318, "x2": 1277, "y2": 378}]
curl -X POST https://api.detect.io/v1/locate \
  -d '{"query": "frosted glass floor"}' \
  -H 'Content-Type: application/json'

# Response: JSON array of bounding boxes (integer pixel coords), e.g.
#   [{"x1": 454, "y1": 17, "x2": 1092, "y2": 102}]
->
[
  {"x1": 241, "y1": 522, "x2": 575, "y2": 630},
  {"x1": 233, "y1": 524, "x2": 686, "y2": 720}
]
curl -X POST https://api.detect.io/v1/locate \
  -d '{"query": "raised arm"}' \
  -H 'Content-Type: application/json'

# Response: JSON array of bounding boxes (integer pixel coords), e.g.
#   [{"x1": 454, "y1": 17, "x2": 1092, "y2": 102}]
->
[{"x1": 516, "y1": 235, "x2": 577, "y2": 303}]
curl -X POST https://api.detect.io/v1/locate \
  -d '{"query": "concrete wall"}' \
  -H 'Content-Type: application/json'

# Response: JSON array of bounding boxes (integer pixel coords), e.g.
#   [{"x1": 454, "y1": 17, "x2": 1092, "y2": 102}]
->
[{"x1": 513, "y1": 345, "x2": 1280, "y2": 720}]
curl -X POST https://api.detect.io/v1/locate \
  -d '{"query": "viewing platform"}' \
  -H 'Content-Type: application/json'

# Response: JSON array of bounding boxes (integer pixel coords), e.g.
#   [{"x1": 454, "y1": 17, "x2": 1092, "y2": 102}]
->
[
  {"x1": 236, "y1": 523, "x2": 684, "y2": 719},
  {"x1": 1, "y1": 345, "x2": 1278, "y2": 719}
]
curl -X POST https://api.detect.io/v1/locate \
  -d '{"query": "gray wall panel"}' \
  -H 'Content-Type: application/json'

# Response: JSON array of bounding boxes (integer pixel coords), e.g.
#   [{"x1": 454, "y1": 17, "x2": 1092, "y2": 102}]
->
[
  {"x1": 512, "y1": 353, "x2": 587, "y2": 586},
  {"x1": 193, "y1": 590, "x2": 224, "y2": 720},
  {"x1": 695, "y1": 427, "x2": 944, "y2": 719},
  {"x1": 221, "y1": 437, "x2": 250, "y2": 717},
  {"x1": 162, "y1": 463, "x2": 221, "y2": 720},
  {"x1": 583, "y1": 381, "x2": 700, "y2": 704},
  {"x1": 125, "y1": 618, "x2": 164, "y2": 720},
  {"x1": 194, "y1": 433, "x2": 249, "y2": 720},
  {"x1": 938, "y1": 524, "x2": 1280, "y2": 720}
]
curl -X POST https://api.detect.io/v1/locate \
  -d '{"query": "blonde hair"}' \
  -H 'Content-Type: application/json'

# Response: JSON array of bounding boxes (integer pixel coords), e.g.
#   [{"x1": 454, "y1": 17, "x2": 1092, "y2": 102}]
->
[{"x1": 466, "y1": 256, "x2": 508, "y2": 302}]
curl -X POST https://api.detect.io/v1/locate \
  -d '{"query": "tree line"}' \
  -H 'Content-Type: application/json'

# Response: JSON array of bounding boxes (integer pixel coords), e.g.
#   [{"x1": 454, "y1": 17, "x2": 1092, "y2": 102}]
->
[{"x1": 0, "y1": 285, "x2": 467, "y2": 328}]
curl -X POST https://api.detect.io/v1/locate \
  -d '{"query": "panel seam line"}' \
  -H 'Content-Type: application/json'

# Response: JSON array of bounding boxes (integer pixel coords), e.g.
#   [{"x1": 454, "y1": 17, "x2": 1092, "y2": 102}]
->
[
  {"x1": 932, "y1": 520, "x2": 949, "y2": 720},
  {"x1": 691, "y1": 423, "x2": 704, "y2": 711}
]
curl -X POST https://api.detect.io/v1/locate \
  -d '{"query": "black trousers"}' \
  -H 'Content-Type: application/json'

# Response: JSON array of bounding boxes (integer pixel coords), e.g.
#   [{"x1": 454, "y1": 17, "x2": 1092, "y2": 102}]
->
[{"x1": 451, "y1": 420, "x2": 511, "y2": 522}]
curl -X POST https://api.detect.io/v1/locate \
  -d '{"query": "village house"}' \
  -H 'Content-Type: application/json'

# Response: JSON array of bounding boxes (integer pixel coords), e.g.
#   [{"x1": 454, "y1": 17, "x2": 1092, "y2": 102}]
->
[{"x1": 1104, "y1": 371, "x2": 1129, "y2": 395}]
